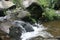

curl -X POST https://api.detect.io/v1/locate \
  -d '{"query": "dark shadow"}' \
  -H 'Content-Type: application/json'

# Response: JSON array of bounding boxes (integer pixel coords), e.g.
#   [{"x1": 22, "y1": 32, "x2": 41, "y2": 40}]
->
[
  {"x1": 0, "y1": 37, "x2": 2, "y2": 40},
  {"x1": 54, "y1": 0, "x2": 60, "y2": 10},
  {"x1": 0, "y1": 10, "x2": 5, "y2": 17},
  {"x1": 26, "y1": 2, "x2": 43, "y2": 19},
  {"x1": 8, "y1": 5, "x2": 16, "y2": 10}
]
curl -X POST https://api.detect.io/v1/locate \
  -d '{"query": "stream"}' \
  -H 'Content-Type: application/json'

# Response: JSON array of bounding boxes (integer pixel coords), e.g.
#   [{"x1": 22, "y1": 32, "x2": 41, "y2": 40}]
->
[
  {"x1": 43, "y1": 20, "x2": 60, "y2": 37},
  {"x1": 0, "y1": 16, "x2": 54, "y2": 40},
  {"x1": 0, "y1": 0, "x2": 60, "y2": 40}
]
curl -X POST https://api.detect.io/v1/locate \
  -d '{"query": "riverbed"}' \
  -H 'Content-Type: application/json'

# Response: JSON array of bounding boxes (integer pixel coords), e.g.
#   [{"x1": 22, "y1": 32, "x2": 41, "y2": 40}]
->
[{"x1": 43, "y1": 20, "x2": 60, "y2": 38}]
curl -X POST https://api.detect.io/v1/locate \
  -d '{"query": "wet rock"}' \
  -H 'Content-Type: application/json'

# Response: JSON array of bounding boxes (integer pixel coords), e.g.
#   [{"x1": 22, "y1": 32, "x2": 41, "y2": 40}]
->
[
  {"x1": 30, "y1": 36, "x2": 43, "y2": 40},
  {"x1": 9, "y1": 26, "x2": 22, "y2": 40},
  {"x1": 22, "y1": 23, "x2": 34, "y2": 32},
  {"x1": 13, "y1": 20, "x2": 34, "y2": 32}
]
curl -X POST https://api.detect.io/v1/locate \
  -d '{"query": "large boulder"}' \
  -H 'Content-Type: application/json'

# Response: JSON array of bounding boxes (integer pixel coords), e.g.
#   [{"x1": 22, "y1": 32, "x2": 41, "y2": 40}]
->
[
  {"x1": 9, "y1": 26, "x2": 22, "y2": 40},
  {"x1": 0, "y1": 0, "x2": 15, "y2": 10},
  {"x1": 0, "y1": 0, "x2": 15, "y2": 17},
  {"x1": 5, "y1": 7, "x2": 31, "y2": 20},
  {"x1": 26, "y1": 3, "x2": 43, "y2": 19},
  {"x1": 21, "y1": 0, "x2": 43, "y2": 20},
  {"x1": 21, "y1": 0, "x2": 37, "y2": 8}
]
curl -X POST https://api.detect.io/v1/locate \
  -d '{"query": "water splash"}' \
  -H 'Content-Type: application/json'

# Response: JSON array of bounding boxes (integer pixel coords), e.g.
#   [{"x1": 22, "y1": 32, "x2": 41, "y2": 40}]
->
[
  {"x1": 0, "y1": 16, "x2": 53, "y2": 40},
  {"x1": 12, "y1": 20, "x2": 54, "y2": 40},
  {"x1": 12, "y1": 20, "x2": 27, "y2": 33},
  {"x1": 21, "y1": 23, "x2": 53, "y2": 40}
]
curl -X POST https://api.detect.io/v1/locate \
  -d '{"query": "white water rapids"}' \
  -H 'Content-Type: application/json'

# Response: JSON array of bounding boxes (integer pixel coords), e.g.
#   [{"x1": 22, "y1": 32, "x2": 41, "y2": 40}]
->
[{"x1": 0, "y1": 16, "x2": 54, "y2": 40}]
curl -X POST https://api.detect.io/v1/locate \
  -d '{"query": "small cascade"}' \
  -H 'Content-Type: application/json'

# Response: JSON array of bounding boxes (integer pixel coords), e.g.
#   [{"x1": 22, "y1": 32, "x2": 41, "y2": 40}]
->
[
  {"x1": 0, "y1": 16, "x2": 54, "y2": 40},
  {"x1": 20, "y1": 22, "x2": 53, "y2": 40}
]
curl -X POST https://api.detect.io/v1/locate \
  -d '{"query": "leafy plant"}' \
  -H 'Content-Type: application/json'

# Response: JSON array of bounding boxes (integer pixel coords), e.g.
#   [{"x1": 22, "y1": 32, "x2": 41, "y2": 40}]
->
[
  {"x1": 38, "y1": 0, "x2": 50, "y2": 8},
  {"x1": 38, "y1": 0, "x2": 58, "y2": 8},
  {"x1": 12, "y1": 0, "x2": 22, "y2": 7},
  {"x1": 37, "y1": 0, "x2": 60, "y2": 20},
  {"x1": 42, "y1": 8, "x2": 57, "y2": 20}
]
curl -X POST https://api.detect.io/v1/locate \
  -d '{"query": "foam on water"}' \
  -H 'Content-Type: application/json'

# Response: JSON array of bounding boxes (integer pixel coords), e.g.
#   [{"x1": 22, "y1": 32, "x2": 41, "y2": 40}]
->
[
  {"x1": 21, "y1": 23, "x2": 53, "y2": 40},
  {"x1": 0, "y1": 16, "x2": 54, "y2": 40}
]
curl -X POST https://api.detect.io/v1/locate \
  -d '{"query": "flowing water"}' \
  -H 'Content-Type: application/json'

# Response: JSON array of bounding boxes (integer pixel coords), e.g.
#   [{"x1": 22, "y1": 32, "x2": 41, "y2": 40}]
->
[
  {"x1": 12, "y1": 20, "x2": 54, "y2": 40},
  {"x1": 0, "y1": 16, "x2": 54, "y2": 40}
]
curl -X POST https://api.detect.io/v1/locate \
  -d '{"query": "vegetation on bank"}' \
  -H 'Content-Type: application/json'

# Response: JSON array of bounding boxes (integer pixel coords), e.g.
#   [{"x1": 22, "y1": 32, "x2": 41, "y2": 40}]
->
[{"x1": 38, "y1": 0, "x2": 60, "y2": 21}]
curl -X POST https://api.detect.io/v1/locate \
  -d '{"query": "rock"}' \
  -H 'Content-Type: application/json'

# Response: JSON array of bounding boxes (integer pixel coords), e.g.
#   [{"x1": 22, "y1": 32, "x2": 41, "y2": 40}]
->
[
  {"x1": 30, "y1": 36, "x2": 43, "y2": 40},
  {"x1": 0, "y1": 21, "x2": 12, "y2": 33},
  {"x1": 0, "y1": 10, "x2": 5, "y2": 17},
  {"x1": 6, "y1": 7, "x2": 31, "y2": 20},
  {"x1": 0, "y1": 30, "x2": 8, "y2": 36},
  {"x1": 9, "y1": 26, "x2": 22, "y2": 40},
  {"x1": 0, "y1": 30, "x2": 9, "y2": 40},
  {"x1": 21, "y1": 0, "x2": 43, "y2": 19},
  {"x1": 21, "y1": 23, "x2": 34, "y2": 32},
  {"x1": 0, "y1": 0, "x2": 16, "y2": 17},
  {"x1": 0, "y1": 0, "x2": 15, "y2": 10},
  {"x1": 0, "y1": 37, "x2": 2, "y2": 40},
  {"x1": 26, "y1": 3, "x2": 43, "y2": 19},
  {"x1": 17, "y1": 10, "x2": 31, "y2": 19},
  {"x1": 13, "y1": 20, "x2": 34, "y2": 32},
  {"x1": 21, "y1": 0, "x2": 37, "y2": 8}
]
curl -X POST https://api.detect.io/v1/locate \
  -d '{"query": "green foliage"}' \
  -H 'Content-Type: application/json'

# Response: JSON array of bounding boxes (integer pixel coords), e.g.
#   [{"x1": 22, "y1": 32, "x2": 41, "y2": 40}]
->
[
  {"x1": 43, "y1": 8, "x2": 60, "y2": 20},
  {"x1": 37, "y1": 0, "x2": 60, "y2": 21},
  {"x1": 12, "y1": 0, "x2": 22, "y2": 7},
  {"x1": 11, "y1": 0, "x2": 60, "y2": 21},
  {"x1": 29, "y1": 16, "x2": 37, "y2": 23},
  {"x1": 42, "y1": 8, "x2": 57, "y2": 20},
  {"x1": 38, "y1": 0, "x2": 50, "y2": 7},
  {"x1": 38, "y1": 0, "x2": 57, "y2": 8}
]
